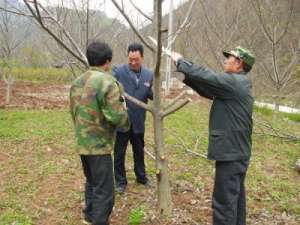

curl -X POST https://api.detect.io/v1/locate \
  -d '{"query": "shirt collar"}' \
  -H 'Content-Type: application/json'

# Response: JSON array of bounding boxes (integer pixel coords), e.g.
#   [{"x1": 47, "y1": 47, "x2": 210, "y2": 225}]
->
[{"x1": 89, "y1": 66, "x2": 107, "y2": 73}]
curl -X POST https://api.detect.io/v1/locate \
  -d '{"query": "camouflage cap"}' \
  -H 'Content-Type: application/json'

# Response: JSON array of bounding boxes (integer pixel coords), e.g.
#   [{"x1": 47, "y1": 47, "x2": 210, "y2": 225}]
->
[{"x1": 223, "y1": 46, "x2": 255, "y2": 67}]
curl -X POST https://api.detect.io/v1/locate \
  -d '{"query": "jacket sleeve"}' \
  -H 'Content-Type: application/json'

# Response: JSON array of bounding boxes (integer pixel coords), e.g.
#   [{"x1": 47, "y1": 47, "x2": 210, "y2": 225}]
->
[
  {"x1": 177, "y1": 59, "x2": 235, "y2": 99},
  {"x1": 100, "y1": 80, "x2": 130, "y2": 129},
  {"x1": 183, "y1": 76, "x2": 214, "y2": 100},
  {"x1": 112, "y1": 65, "x2": 120, "y2": 80}
]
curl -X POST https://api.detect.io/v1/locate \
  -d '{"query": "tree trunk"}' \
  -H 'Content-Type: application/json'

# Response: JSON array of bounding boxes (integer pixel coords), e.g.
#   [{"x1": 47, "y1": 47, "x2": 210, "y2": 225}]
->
[
  {"x1": 5, "y1": 74, "x2": 14, "y2": 105},
  {"x1": 153, "y1": 0, "x2": 172, "y2": 217},
  {"x1": 153, "y1": 71, "x2": 172, "y2": 217}
]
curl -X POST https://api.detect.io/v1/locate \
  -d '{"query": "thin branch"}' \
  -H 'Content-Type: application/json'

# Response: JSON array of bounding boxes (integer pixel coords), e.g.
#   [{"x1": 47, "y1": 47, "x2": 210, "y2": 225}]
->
[
  {"x1": 276, "y1": 0, "x2": 294, "y2": 44},
  {"x1": 36, "y1": 3, "x2": 88, "y2": 65},
  {"x1": 163, "y1": 90, "x2": 187, "y2": 110},
  {"x1": 129, "y1": 0, "x2": 152, "y2": 21},
  {"x1": 165, "y1": 128, "x2": 207, "y2": 159},
  {"x1": 199, "y1": 0, "x2": 222, "y2": 43},
  {"x1": 280, "y1": 49, "x2": 299, "y2": 88},
  {"x1": 123, "y1": 93, "x2": 153, "y2": 113},
  {"x1": 144, "y1": 147, "x2": 155, "y2": 160},
  {"x1": 168, "y1": 0, "x2": 196, "y2": 47},
  {"x1": 23, "y1": 1, "x2": 89, "y2": 68},
  {"x1": 253, "y1": 115, "x2": 300, "y2": 142},
  {"x1": 161, "y1": 98, "x2": 191, "y2": 118},
  {"x1": 110, "y1": 0, "x2": 154, "y2": 52},
  {"x1": 0, "y1": 6, "x2": 42, "y2": 18},
  {"x1": 250, "y1": 0, "x2": 273, "y2": 43},
  {"x1": 271, "y1": 41, "x2": 280, "y2": 86}
]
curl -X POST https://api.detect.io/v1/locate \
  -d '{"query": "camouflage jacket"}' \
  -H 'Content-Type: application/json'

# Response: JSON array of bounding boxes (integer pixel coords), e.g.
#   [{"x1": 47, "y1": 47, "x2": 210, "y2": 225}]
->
[{"x1": 70, "y1": 67, "x2": 130, "y2": 155}]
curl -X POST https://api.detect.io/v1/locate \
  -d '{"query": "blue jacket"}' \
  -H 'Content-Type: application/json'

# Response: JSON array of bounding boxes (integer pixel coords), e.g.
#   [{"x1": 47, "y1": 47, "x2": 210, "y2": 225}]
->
[{"x1": 113, "y1": 64, "x2": 153, "y2": 133}]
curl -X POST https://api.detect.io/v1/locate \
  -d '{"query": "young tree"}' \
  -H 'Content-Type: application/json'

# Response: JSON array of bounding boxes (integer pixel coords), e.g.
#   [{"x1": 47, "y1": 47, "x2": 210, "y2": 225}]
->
[
  {"x1": 250, "y1": 0, "x2": 299, "y2": 110},
  {"x1": 111, "y1": 0, "x2": 192, "y2": 217},
  {"x1": 0, "y1": 0, "x2": 30, "y2": 104},
  {"x1": 2, "y1": 0, "x2": 190, "y2": 218}
]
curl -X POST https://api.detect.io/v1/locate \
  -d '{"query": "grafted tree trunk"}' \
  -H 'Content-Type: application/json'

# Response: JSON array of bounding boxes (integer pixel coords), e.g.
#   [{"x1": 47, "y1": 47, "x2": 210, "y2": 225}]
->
[
  {"x1": 12, "y1": 0, "x2": 191, "y2": 219},
  {"x1": 152, "y1": 0, "x2": 172, "y2": 216}
]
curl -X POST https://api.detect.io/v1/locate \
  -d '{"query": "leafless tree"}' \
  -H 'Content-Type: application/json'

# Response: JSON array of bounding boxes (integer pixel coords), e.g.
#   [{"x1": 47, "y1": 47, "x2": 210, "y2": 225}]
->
[
  {"x1": 0, "y1": 0, "x2": 30, "y2": 104},
  {"x1": 111, "y1": 0, "x2": 194, "y2": 216},
  {"x1": 250, "y1": 0, "x2": 299, "y2": 110},
  {"x1": 0, "y1": 0, "x2": 191, "y2": 218}
]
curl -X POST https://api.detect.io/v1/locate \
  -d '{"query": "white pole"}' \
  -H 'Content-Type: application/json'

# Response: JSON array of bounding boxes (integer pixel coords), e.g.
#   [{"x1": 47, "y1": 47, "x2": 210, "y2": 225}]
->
[{"x1": 165, "y1": 0, "x2": 174, "y2": 95}]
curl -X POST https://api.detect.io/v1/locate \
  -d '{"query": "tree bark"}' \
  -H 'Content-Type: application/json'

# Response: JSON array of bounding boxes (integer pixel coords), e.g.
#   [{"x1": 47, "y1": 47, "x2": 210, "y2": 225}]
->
[{"x1": 152, "y1": 0, "x2": 172, "y2": 217}]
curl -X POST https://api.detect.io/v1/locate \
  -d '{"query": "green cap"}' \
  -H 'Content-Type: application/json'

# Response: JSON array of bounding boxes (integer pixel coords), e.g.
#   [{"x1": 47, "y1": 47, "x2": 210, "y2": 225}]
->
[{"x1": 223, "y1": 46, "x2": 255, "y2": 67}]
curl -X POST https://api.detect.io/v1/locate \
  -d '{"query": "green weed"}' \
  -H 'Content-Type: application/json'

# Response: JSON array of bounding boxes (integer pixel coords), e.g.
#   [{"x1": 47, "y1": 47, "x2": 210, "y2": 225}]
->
[
  {"x1": 128, "y1": 206, "x2": 145, "y2": 225},
  {"x1": 0, "y1": 211, "x2": 33, "y2": 225}
]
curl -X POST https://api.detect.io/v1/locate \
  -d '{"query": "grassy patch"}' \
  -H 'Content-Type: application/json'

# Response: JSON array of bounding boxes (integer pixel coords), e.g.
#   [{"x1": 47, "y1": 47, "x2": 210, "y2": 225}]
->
[
  {"x1": 0, "y1": 103, "x2": 299, "y2": 224},
  {"x1": 254, "y1": 105, "x2": 274, "y2": 116},
  {"x1": 0, "y1": 110, "x2": 72, "y2": 141},
  {"x1": 282, "y1": 112, "x2": 300, "y2": 122},
  {"x1": 254, "y1": 105, "x2": 300, "y2": 122},
  {"x1": 0, "y1": 211, "x2": 33, "y2": 225},
  {"x1": 1, "y1": 67, "x2": 75, "y2": 84}
]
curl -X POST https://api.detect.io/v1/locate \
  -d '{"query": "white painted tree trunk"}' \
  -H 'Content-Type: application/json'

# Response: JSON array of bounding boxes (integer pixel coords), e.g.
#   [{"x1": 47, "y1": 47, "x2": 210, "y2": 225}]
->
[{"x1": 4, "y1": 74, "x2": 14, "y2": 105}]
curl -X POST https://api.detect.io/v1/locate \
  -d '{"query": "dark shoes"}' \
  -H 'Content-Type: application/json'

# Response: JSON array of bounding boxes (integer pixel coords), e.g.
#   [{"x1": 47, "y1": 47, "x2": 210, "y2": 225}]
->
[
  {"x1": 81, "y1": 219, "x2": 92, "y2": 225},
  {"x1": 115, "y1": 185, "x2": 126, "y2": 194},
  {"x1": 116, "y1": 180, "x2": 153, "y2": 194},
  {"x1": 137, "y1": 180, "x2": 153, "y2": 188}
]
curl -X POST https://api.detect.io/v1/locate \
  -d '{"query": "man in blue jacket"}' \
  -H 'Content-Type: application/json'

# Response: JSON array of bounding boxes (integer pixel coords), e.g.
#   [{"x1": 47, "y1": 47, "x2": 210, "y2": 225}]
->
[
  {"x1": 170, "y1": 46, "x2": 255, "y2": 225},
  {"x1": 113, "y1": 43, "x2": 153, "y2": 194}
]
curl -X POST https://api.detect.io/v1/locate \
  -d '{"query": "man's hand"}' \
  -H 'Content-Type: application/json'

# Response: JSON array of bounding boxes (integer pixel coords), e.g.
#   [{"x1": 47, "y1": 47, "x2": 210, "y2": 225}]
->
[{"x1": 170, "y1": 52, "x2": 183, "y2": 64}]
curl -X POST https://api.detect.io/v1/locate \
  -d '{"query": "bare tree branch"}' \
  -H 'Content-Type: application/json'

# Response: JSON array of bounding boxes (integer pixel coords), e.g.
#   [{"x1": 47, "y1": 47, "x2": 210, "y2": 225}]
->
[
  {"x1": 0, "y1": 6, "x2": 42, "y2": 18},
  {"x1": 276, "y1": 0, "x2": 294, "y2": 44},
  {"x1": 165, "y1": 127, "x2": 207, "y2": 159},
  {"x1": 22, "y1": 0, "x2": 89, "y2": 68},
  {"x1": 110, "y1": 0, "x2": 154, "y2": 52},
  {"x1": 254, "y1": 115, "x2": 300, "y2": 141},
  {"x1": 123, "y1": 92, "x2": 153, "y2": 113},
  {"x1": 168, "y1": 0, "x2": 196, "y2": 47},
  {"x1": 161, "y1": 98, "x2": 191, "y2": 118},
  {"x1": 163, "y1": 90, "x2": 187, "y2": 110},
  {"x1": 250, "y1": 0, "x2": 273, "y2": 43},
  {"x1": 129, "y1": 0, "x2": 152, "y2": 21}
]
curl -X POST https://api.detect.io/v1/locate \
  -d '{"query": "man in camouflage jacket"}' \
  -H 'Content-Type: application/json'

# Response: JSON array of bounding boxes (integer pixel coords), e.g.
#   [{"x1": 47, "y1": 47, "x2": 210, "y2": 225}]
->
[
  {"x1": 70, "y1": 41, "x2": 129, "y2": 225},
  {"x1": 171, "y1": 46, "x2": 255, "y2": 225}
]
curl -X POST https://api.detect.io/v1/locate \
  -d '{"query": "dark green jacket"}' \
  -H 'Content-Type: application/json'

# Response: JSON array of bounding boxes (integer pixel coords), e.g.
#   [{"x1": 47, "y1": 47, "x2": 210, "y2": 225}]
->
[{"x1": 177, "y1": 59, "x2": 253, "y2": 161}]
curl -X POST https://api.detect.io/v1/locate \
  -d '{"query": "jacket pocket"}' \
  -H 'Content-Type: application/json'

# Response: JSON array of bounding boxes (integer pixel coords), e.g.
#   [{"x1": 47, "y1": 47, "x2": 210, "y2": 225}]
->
[
  {"x1": 209, "y1": 130, "x2": 229, "y2": 151},
  {"x1": 208, "y1": 130, "x2": 231, "y2": 159}
]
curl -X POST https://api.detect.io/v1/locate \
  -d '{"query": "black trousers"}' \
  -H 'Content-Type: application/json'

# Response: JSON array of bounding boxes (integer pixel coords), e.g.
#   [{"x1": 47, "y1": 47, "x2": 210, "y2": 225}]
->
[
  {"x1": 114, "y1": 129, "x2": 148, "y2": 187},
  {"x1": 80, "y1": 154, "x2": 114, "y2": 225},
  {"x1": 212, "y1": 160, "x2": 249, "y2": 225}
]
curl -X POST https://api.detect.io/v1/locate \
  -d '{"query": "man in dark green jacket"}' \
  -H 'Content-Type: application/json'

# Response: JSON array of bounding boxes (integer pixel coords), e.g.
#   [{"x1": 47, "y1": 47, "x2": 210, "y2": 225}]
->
[{"x1": 170, "y1": 46, "x2": 255, "y2": 225}]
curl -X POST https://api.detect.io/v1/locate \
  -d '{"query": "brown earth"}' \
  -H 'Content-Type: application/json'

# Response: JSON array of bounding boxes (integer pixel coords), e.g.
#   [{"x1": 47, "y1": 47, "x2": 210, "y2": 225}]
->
[
  {"x1": 0, "y1": 81, "x2": 70, "y2": 109},
  {"x1": 0, "y1": 80, "x2": 206, "y2": 109}
]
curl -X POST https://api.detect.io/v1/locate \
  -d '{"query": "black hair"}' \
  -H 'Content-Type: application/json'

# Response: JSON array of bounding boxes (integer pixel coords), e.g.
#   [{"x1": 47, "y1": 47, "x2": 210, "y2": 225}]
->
[
  {"x1": 243, "y1": 63, "x2": 252, "y2": 73},
  {"x1": 86, "y1": 41, "x2": 113, "y2": 66},
  {"x1": 127, "y1": 42, "x2": 144, "y2": 57},
  {"x1": 235, "y1": 57, "x2": 252, "y2": 73}
]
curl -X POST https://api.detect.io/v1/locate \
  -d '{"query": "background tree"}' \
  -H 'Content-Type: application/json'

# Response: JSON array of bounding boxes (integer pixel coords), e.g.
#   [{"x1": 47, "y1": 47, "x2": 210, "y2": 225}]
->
[
  {"x1": 250, "y1": 0, "x2": 299, "y2": 110},
  {"x1": 0, "y1": 0, "x2": 30, "y2": 104}
]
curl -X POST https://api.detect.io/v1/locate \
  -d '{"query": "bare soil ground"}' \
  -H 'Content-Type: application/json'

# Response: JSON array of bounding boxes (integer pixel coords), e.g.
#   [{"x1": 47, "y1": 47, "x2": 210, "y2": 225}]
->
[
  {"x1": 0, "y1": 80, "x2": 205, "y2": 109},
  {"x1": 0, "y1": 81, "x2": 69, "y2": 109}
]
